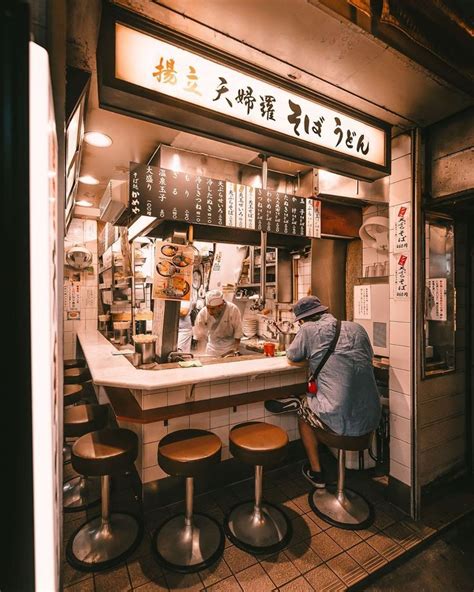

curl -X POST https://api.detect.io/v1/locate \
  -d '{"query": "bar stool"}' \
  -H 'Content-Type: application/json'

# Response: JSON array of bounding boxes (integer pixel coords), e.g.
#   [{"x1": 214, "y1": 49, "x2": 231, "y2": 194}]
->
[
  {"x1": 64, "y1": 358, "x2": 87, "y2": 370},
  {"x1": 308, "y1": 428, "x2": 374, "y2": 530},
  {"x1": 224, "y1": 421, "x2": 292, "y2": 554},
  {"x1": 63, "y1": 404, "x2": 109, "y2": 512},
  {"x1": 66, "y1": 428, "x2": 142, "y2": 572},
  {"x1": 153, "y1": 429, "x2": 224, "y2": 573},
  {"x1": 64, "y1": 367, "x2": 92, "y2": 385},
  {"x1": 63, "y1": 384, "x2": 86, "y2": 463}
]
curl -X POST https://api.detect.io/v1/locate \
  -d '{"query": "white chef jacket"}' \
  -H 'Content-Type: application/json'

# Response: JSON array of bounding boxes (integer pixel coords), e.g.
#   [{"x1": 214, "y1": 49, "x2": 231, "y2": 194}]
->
[{"x1": 193, "y1": 301, "x2": 243, "y2": 357}]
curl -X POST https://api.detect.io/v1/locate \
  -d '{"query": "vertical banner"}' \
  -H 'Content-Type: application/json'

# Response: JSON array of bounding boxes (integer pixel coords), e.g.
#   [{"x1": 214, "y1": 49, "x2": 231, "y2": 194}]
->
[
  {"x1": 236, "y1": 183, "x2": 246, "y2": 228},
  {"x1": 394, "y1": 254, "x2": 410, "y2": 300},
  {"x1": 426, "y1": 278, "x2": 447, "y2": 321},
  {"x1": 225, "y1": 182, "x2": 236, "y2": 227},
  {"x1": 393, "y1": 205, "x2": 410, "y2": 252},
  {"x1": 306, "y1": 199, "x2": 322, "y2": 238},
  {"x1": 354, "y1": 285, "x2": 371, "y2": 319},
  {"x1": 245, "y1": 186, "x2": 255, "y2": 229}
]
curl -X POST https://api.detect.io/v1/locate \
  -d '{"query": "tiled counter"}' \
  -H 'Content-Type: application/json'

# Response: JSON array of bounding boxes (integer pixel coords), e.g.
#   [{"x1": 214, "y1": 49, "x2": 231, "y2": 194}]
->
[{"x1": 77, "y1": 331, "x2": 307, "y2": 489}]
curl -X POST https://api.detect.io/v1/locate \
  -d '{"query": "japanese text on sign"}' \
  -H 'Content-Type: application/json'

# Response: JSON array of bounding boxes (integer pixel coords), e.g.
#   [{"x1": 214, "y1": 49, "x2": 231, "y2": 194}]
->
[
  {"x1": 426, "y1": 278, "x2": 447, "y2": 321},
  {"x1": 116, "y1": 24, "x2": 386, "y2": 167},
  {"x1": 354, "y1": 285, "x2": 371, "y2": 320},
  {"x1": 393, "y1": 205, "x2": 410, "y2": 252},
  {"x1": 394, "y1": 254, "x2": 410, "y2": 300}
]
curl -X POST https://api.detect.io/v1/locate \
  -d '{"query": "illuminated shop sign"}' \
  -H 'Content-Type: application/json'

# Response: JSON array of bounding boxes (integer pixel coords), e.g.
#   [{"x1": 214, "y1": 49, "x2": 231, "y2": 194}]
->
[{"x1": 116, "y1": 24, "x2": 386, "y2": 168}]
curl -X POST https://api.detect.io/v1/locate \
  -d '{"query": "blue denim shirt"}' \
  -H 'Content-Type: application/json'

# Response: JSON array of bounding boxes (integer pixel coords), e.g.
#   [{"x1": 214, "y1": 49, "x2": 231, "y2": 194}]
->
[{"x1": 286, "y1": 313, "x2": 381, "y2": 436}]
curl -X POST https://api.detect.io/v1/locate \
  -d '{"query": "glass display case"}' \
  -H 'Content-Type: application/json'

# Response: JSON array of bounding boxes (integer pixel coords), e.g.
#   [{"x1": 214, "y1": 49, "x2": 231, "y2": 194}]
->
[{"x1": 423, "y1": 215, "x2": 456, "y2": 377}]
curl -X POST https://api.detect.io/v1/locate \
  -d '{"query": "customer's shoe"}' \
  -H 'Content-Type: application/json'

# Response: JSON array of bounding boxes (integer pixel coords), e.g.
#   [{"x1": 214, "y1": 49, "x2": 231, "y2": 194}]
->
[
  {"x1": 264, "y1": 397, "x2": 302, "y2": 414},
  {"x1": 302, "y1": 463, "x2": 326, "y2": 489}
]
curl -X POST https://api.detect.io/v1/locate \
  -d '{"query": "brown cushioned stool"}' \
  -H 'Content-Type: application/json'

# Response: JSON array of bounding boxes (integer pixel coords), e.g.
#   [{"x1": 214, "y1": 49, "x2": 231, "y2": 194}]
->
[
  {"x1": 66, "y1": 428, "x2": 142, "y2": 572},
  {"x1": 63, "y1": 404, "x2": 109, "y2": 512},
  {"x1": 153, "y1": 429, "x2": 224, "y2": 573},
  {"x1": 308, "y1": 428, "x2": 374, "y2": 530},
  {"x1": 224, "y1": 421, "x2": 292, "y2": 554},
  {"x1": 63, "y1": 385, "x2": 87, "y2": 463},
  {"x1": 64, "y1": 384, "x2": 85, "y2": 406},
  {"x1": 64, "y1": 358, "x2": 87, "y2": 370},
  {"x1": 64, "y1": 367, "x2": 92, "y2": 385}
]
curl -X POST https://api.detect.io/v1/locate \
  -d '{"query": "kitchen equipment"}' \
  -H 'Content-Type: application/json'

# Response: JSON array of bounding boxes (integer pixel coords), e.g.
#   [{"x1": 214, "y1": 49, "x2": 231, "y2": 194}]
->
[
  {"x1": 133, "y1": 334, "x2": 158, "y2": 364},
  {"x1": 113, "y1": 321, "x2": 130, "y2": 345},
  {"x1": 277, "y1": 332, "x2": 296, "y2": 351}
]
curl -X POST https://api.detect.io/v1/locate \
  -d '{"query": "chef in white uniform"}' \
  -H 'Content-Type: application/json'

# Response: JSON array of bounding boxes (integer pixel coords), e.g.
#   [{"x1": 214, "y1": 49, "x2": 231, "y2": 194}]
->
[{"x1": 193, "y1": 289, "x2": 243, "y2": 357}]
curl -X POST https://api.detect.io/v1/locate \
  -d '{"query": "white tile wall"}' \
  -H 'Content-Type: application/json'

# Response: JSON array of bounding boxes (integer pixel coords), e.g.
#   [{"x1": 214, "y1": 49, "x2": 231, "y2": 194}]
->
[
  {"x1": 138, "y1": 371, "x2": 307, "y2": 483},
  {"x1": 388, "y1": 134, "x2": 414, "y2": 488},
  {"x1": 63, "y1": 219, "x2": 98, "y2": 358}
]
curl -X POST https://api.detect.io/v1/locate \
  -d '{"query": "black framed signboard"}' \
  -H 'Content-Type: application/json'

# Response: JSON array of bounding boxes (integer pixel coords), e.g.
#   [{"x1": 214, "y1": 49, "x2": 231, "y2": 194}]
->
[{"x1": 130, "y1": 162, "x2": 321, "y2": 239}]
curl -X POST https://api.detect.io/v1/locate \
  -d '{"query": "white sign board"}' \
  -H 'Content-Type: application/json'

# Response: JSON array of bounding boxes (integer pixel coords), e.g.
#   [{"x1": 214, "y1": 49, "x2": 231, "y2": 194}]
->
[
  {"x1": 393, "y1": 205, "x2": 410, "y2": 252},
  {"x1": 115, "y1": 24, "x2": 386, "y2": 167},
  {"x1": 426, "y1": 278, "x2": 447, "y2": 321},
  {"x1": 354, "y1": 285, "x2": 372, "y2": 319},
  {"x1": 394, "y1": 254, "x2": 410, "y2": 300}
]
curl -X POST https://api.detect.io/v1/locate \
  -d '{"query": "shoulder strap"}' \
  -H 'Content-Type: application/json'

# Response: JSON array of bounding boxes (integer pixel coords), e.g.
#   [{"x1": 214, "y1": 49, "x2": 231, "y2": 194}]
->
[{"x1": 311, "y1": 319, "x2": 341, "y2": 380}]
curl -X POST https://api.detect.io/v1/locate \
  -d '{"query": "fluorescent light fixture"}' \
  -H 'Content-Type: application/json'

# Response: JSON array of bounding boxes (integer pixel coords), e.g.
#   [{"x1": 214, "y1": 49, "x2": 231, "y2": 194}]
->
[
  {"x1": 84, "y1": 131, "x2": 113, "y2": 147},
  {"x1": 75, "y1": 199, "x2": 93, "y2": 207},
  {"x1": 128, "y1": 215, "x2": 157, "y2": 241},
  {"x1": 78, "y1": 174, "x2": 100, "y2": 185}
]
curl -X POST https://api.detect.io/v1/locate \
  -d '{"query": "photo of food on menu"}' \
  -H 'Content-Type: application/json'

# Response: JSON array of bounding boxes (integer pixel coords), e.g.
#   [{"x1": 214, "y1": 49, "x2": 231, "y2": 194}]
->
[{"x1": 153, "y1": 240, "x2": 194, "y2": 301}]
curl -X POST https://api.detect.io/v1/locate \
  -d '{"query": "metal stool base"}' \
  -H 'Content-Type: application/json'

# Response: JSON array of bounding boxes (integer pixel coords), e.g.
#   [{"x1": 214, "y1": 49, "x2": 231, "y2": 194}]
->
[
  {"x1": 63, "y1": 476, "x2": 101, "y2": 512},
  {"x1": 153, "y1": 513, "x2": 224, "y2": 573},
  {"x1": 224, "y1": 500, "x2": 292, "y2": 555},
  {"x1": 309, "y1": 486, "x2": 374, "y2": 530},
  {"x1": 153, "y1": 514, "x2": 225, "y2": 573},
  {"x1": 66, "y1": 512, "x2": 143, "y2": 572}
]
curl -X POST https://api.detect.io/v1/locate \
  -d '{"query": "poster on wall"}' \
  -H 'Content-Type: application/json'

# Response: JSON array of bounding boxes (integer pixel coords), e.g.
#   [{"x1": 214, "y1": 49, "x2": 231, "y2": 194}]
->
[
  {"x1": 354, "y1": 285, "x2": 371, "y2": 319},
  {"x1": 393, "y1": 205, "x2": 410, "y2": 252},
  {"x1": 425, "y1": 278, "x2": 447, "y2": 321},
  {"x1": 64, "y1": 282, "x2": 81, "y2": 312},
  {"x1": 394, "y1": 254, "x2": 410, "y2": 300},
  {"x1": 153, "y1": 240, "x2": 194, "y2": 301}
]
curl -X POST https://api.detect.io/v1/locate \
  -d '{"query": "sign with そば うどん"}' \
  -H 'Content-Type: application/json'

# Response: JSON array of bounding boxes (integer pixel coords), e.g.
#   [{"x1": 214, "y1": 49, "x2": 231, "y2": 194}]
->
[
  {"x1": 130, "y1": 162, "x2": 321, "y2": 238},
  {"x1": 112, "y1": 20, "x2": 389, "y2": 176}
]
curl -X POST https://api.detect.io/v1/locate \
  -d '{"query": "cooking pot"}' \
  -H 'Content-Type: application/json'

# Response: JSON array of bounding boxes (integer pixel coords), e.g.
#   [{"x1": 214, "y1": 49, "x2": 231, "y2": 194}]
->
[{"x1": 278, "y1": 332, "x2": 296, "y2": 351}]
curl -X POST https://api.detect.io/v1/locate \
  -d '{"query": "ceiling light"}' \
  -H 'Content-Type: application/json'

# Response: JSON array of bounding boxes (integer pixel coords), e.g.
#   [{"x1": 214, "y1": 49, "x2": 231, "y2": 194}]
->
[
  {"x1": 78, "y1": 175, "x2": 100, "y2": 185},
  {"x1": 75, "y1": 199, "x2": 93, "y2": 207},
  {"x1": 84, "y1": 131, "x2": 113, "y2": 148}
]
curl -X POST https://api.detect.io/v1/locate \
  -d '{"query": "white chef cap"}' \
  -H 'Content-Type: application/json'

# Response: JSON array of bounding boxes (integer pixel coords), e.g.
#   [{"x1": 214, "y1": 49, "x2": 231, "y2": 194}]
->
[{"x1": 206, "y1": 289, "x2": 224, "y2": 306}]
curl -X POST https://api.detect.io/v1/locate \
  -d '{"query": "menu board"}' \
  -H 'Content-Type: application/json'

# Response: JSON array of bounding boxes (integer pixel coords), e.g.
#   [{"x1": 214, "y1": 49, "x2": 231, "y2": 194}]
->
[
  {"x1": 130, "y1": 162, "x2": 320, "y2": 238},
  {"x1": 153, "y1": 240, "x2": 194, "y2": 301}
]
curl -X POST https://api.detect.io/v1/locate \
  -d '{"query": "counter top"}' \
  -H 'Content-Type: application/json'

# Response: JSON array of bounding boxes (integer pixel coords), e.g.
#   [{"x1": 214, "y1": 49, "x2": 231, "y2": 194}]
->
[{"x1": 77, "y1": 330, "x2": 305, "y2": 391}]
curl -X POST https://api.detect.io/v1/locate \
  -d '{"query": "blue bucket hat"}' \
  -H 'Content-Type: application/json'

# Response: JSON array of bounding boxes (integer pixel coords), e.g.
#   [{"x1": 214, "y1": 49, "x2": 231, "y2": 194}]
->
[{"x1": 293, "y1": 296, "x2": 328, "y2": 321}]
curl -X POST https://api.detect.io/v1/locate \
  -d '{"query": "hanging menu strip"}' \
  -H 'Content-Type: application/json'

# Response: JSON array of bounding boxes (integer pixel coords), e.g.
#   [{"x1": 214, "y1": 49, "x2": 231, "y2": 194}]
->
[{"x1": 130, "y1": 162, "x2": 320, "y2": 238}]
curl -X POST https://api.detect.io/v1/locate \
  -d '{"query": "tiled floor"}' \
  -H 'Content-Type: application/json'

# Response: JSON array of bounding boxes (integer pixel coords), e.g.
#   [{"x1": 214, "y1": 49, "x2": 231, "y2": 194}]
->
[{"x1": 62, "y1": 461, "x2": 474, "y2": 592}]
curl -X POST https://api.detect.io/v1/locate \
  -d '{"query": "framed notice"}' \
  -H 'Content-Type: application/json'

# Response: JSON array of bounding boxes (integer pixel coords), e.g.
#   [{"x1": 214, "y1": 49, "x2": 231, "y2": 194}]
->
[
  {"x1": 153, "y1": 241, "x2": 194, "y2": 301},
  {"x1": 425, "y1": 278, "x2": 447, "y2": 321},
  {"x1": 354, "y1": 285, "x2": 371, "y2": 319}
]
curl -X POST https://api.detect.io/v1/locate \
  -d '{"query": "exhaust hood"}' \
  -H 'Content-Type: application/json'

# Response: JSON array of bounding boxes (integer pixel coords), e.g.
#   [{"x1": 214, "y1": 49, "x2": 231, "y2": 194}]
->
[{"x1": 99, "y1": 179, "x2": 128, "y2": 224}]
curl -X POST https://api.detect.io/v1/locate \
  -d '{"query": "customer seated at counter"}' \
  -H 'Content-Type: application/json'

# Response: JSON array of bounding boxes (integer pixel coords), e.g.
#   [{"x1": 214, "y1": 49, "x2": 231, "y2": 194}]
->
[
  {"x1": 193, "y1": 289, "x2": 243, "y2": 357},
  {"x1": 266, "y1": 295, "x2": 381, "y2": 489}
]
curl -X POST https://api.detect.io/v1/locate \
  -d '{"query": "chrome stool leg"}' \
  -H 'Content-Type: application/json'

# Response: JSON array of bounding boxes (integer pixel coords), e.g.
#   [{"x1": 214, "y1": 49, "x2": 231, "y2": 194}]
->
[
  {"x1": 224, "y1": 465, "x2": 292, "y2": 554},
  {"x1": 63, "y1": 475, "x2": 101, "y2": 512},
  {"x1": 66, "y1": 475, "x2": 143, "y2": 572},
  {"x1": 309, "y1": 450, "x2": 374, "y2": 530},
  {"x1": 63, "y1": 440, "x2": 72, "y2": 464},
  {"x1": 153, "y1": 477, "x2": 224, "y2": 573}
]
